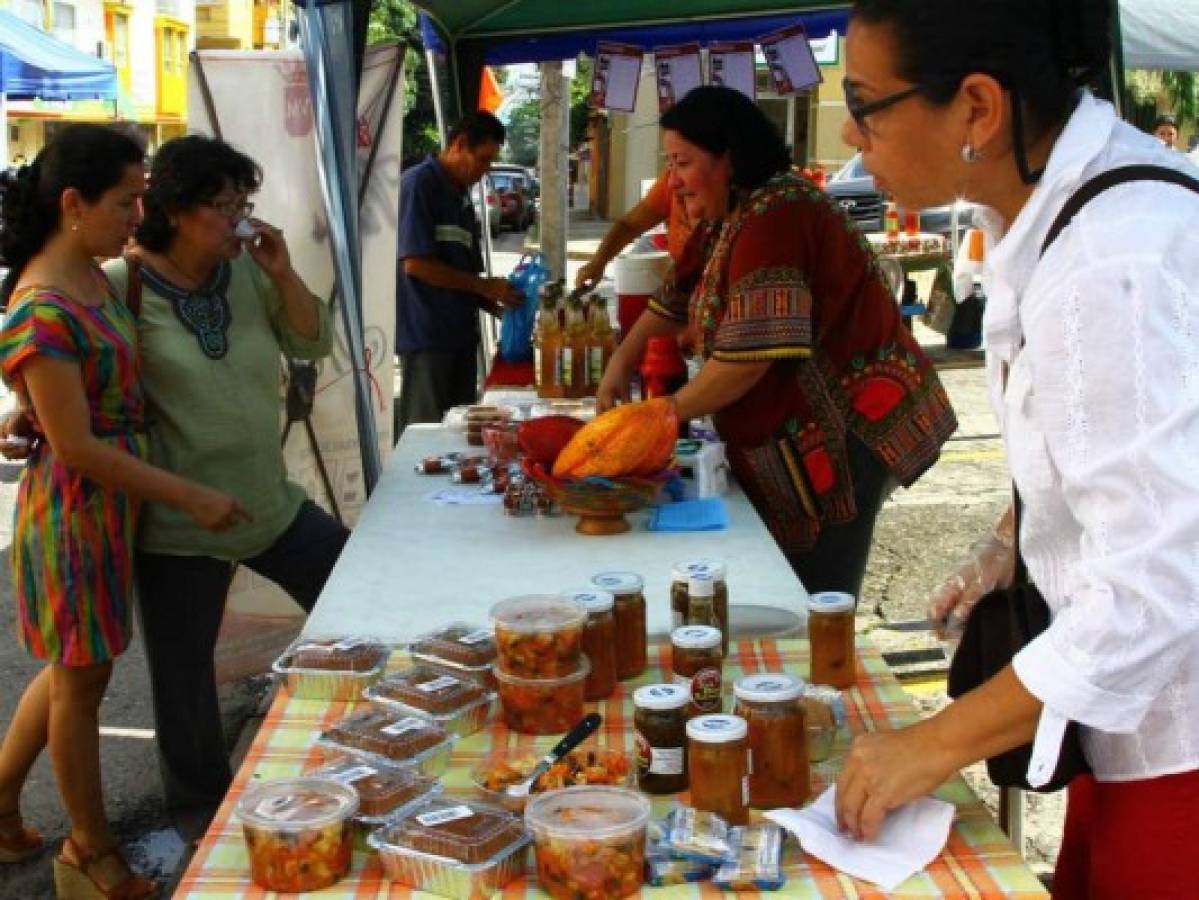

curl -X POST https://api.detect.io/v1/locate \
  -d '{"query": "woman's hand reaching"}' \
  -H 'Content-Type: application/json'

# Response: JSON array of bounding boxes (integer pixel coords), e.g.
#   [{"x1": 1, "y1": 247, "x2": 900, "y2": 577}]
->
[{"x1": 929, "y1": 511, "x2": 1015, "y2": 638}]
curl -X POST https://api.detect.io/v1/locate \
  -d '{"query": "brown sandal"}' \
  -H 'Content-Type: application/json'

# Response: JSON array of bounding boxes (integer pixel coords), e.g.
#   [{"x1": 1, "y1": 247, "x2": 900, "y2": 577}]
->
[
  {"x1": 52, "y1": 837, "x2": 159, "y2": 900},
  {"x1": 0, "y1": 808, "x2": 43, "y2": 863}
]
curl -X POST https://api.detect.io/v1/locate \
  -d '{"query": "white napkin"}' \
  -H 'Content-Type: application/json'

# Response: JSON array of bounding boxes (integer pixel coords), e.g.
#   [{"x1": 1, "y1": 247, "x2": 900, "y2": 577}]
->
[
  {"x1": 424, "y1": 488, "x2": 503, "y2": 506},
  {"x1": 764, "y1": 786, "x2": 955, "y2": 891}
]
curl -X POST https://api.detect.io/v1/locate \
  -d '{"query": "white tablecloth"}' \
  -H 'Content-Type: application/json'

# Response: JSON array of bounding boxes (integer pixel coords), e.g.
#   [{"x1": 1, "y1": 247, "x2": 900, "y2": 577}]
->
[{"x1": 302, "y1": 424, "x2": 808, "y2": 643}]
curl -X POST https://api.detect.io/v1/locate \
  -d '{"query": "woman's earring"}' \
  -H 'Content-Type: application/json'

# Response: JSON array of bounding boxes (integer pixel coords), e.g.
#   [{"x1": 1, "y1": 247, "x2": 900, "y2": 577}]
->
[
  {"x1": 71, "y1": 222, "x2": 79, "y2": 232},
  {"x1": 961, "y1": 143, "x2": 980, "y2": 164}
]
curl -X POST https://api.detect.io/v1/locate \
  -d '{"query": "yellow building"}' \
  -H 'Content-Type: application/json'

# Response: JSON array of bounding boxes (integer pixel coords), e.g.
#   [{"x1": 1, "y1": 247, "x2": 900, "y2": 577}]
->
[{"x1": 1, "y1": 0, "x2": 287, "y2": 162}]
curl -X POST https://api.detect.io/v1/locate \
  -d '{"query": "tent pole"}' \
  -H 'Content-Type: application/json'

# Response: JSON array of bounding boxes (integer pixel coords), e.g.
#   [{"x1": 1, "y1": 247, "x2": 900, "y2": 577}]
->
[{"x1": 426, "y1": 48, "x2": 447, "y2": 147}]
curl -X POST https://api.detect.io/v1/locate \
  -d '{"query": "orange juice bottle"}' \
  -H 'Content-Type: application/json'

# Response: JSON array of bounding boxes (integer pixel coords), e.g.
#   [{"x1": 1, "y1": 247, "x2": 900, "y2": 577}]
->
[
  {"x1": 588, "y1": 295, "x2": 616, "y2": 396},
  {"x1": 535, "y1": 289, "x2": 564, "y2": 398}
]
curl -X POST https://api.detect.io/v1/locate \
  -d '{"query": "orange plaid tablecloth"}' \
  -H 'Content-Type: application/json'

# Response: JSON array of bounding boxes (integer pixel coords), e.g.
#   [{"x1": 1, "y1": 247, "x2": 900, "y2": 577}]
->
[{"x1": 177, "y1": 637, "x2": 1049, "y2": 898}]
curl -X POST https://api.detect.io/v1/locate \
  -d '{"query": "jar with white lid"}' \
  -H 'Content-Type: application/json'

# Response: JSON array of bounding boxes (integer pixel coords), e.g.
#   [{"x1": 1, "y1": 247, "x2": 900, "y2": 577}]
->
[
  {"x1": 807, "y1": 592, "x2": 855, "y2": 689},
  {"x1": 733, "y1": 673, "x2": 810, "y2": 808},
  {"x1": 686, "y1": 714, "x2": 749, "y2": 825}
]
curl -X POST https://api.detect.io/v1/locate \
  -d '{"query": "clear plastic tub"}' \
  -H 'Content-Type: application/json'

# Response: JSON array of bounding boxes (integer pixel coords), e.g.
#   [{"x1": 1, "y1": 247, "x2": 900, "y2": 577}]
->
[
  {"x1": 271, "y1": 637, "x2": 390, "y2": 700},
  {"x1": 525, "y1": 786, "x2": 652, "y2": 900},
  {"x1": 318, "y1": 709, "x2": 455, "y2": 776},
  {"x1": 237, "y1": 776, "x2": 357, "y2": 893},
  {"x1": 494, "y1": 656, "x2": 589, "y2": 735},
  {"x1": 364, "y1": 667, "x2": 495, "y2": 737},
  {"x1": 490, "y1": 594, "x2": 586, "y2": 678},
  {"x1": 409, "y1": 623, "x2": 497, "y2": 669},
  {"x1": 471, "y1": 748, "x2": 633, "y2": 813},
  {"x1": 369, "y1": 801, "x2": 530, "y2": 900}
]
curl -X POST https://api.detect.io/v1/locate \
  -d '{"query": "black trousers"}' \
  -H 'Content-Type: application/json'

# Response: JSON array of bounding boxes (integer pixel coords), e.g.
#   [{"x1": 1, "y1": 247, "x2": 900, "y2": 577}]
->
[
  {"x1": 394, "y1": 348, "x2": 478, "y2": 441},
  {"x1": 135, "y1": 500, "x2": 349, "y2": 824},
  {"x1": 785, "y1": 435, "x2": 897, "y2": 598}
]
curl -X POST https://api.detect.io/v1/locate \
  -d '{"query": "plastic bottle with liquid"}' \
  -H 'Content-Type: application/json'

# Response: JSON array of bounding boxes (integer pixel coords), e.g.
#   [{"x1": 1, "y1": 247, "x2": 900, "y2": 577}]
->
[
  {"x1": 562, "y1": 295, "x2": 590, "y2": 399},
  {"x1": 587, "y1": 295, "x2": 616, "y2": 396},
  {"x1": 534, "y1": 287, "x2": 565, "y2": 399}
]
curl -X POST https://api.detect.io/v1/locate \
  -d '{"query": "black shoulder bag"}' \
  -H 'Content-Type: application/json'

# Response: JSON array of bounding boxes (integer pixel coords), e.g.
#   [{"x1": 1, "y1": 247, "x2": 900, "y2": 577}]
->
[{"x1": 947, "y1": 164, "x2": 1199, "y2": 792}]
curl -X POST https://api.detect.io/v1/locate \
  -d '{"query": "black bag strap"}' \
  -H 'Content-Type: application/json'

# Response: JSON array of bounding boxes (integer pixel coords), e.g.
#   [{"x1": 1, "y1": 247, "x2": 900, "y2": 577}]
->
[
  {"x1": 123, "y1": 254, "x2": 143, "y2": 319},
  {"x1": 1010, "y1": 165, "x2": 1199, "y2": 586},
  {"x1": 1040, "y1": 164, "x2": 1199, "y2": 257}
]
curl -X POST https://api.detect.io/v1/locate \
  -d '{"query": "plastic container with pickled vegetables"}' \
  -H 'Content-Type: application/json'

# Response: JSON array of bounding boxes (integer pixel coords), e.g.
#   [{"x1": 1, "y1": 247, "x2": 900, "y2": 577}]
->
[
  {"x1": 525, "y1": 786, "x2": 652, "y2": 900},
  {"x1": 494, "y1": 656, "x2": 589, "y2": 734},
  {"x1": 271, "y1": 637, "x2": 390, "y2": 700},
  {"x1": 471, "y1": 748, "x2": 632, "y2": 813},
  {"x1": 364, "y1": 666, "x2": 495, "y2": 737},
  {"x1": 237, "y1": 776, "x2": 357, "y2": 893},
  {"x1": 318, "y1": 709, "x2": 456, "y2": 775},
  {"x1": 368, "y1": 797, "x2": 530, "y2": 900},
  {"x1": 491, "y1": 595, "x2": 586, "y2": 678}
]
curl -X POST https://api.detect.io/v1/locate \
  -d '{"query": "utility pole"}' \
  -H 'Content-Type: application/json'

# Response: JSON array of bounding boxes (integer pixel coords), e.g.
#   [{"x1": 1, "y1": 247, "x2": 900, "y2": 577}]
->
[{"x1": 537, "y1": 61, "x2": 570, "y2": 281}]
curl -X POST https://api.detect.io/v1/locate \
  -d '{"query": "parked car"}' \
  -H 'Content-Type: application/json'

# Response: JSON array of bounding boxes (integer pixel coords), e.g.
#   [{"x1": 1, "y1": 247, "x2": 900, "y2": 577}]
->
[
  {"x1": 470, "y1": 173, "x2": 501, "y2": 240},
  {"x1": 488, "y1": 170, "x2": 535, "y2": 231},
  {"x1": 825, "y1": 153, "x2": 977, "y2": 238}
]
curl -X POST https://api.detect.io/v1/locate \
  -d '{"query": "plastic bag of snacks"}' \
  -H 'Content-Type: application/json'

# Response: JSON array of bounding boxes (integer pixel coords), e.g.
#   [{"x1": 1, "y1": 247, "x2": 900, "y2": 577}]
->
[
  {"x1": 713, "y1": 824, "x2": 787, "y2": 891},
  {"x1": 645, "y1": 852, "x2": 716, "y2": 887},
  {"x1": 662, "y1": 806, "x2": 736, "y2": 865}
]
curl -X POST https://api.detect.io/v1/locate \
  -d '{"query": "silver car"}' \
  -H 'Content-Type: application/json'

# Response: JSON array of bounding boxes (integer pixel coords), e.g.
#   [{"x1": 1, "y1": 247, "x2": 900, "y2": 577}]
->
[
  {"x1": 470, "y1": 173, "x2": 500, "y2": 240},
  {"x1": 825, "y1": 153, "x2": 977, "y2": 237}
]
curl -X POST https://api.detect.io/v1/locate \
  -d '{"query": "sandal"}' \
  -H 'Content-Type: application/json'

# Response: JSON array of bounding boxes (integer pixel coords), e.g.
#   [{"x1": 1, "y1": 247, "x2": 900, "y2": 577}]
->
[
  {"x1": 53, "y1": 837, "x2": 159, "y2": 900},
  {"x1": 0, "y1": 808, "x2": 43, "y2": 863}
]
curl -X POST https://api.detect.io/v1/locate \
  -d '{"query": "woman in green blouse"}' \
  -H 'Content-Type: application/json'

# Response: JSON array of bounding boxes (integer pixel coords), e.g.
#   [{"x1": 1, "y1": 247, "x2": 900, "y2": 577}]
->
[{"x1": 105, "y1": 135, "x2": 349, "y2": 837}]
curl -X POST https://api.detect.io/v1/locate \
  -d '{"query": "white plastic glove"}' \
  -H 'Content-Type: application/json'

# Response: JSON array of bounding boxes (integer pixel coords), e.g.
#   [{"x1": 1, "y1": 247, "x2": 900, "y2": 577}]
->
[{"x1": 928, "y1": 507, "x2": 1015, "y2": 639}]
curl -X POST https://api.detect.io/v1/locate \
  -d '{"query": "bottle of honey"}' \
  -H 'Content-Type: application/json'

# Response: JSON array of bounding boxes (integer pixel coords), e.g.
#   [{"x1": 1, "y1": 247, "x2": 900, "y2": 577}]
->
[
  {"x1": 535, "y1": 287, "x2": 564, "y2": 399},
  {"x1": 562, "y1": 295, "x2": 589, "y2": 399},
  {"x1": 587, "y1": 295, "x2": 616, "y2": 397}
]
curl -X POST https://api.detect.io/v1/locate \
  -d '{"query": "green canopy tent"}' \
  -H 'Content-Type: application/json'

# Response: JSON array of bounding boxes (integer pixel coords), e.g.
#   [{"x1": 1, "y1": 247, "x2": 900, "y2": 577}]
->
[
  {"x1": 409, "y1": 0, "x2": 1126, "y2": 121},
  {"x1": 411, "y1": 1, "x2": 852, "y2": 120}
]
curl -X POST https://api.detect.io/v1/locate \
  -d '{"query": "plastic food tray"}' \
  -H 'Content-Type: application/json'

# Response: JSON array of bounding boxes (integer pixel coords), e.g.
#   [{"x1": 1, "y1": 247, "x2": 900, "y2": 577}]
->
[
  {"x1": 317, "y1": 713, "x2": 457, "y2": 777},
  {"x1": 410, "y1": 653, "x2": 497, "y2": 690},
  {"x1": 309, "y1": 760, "x2": 444, "y2": 825},
  {"x1": 271, "y1": 639, "x2": 390, "y2": 701},
  {"x1": 409, "y1": 623, "x2": 497, "y2": 669},
  {"x1": 368, "y1": 830, "x2": 530, "y2": 900},
  {"x1": 364, "y1": 684, "x2": 495, "y2": 739}
]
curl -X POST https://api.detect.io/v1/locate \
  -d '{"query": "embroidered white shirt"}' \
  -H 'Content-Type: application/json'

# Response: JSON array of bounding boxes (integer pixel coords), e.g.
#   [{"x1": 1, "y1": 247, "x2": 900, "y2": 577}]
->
[{"x1": 977, "y1": 93, "x2": 1199, "y2": 782}]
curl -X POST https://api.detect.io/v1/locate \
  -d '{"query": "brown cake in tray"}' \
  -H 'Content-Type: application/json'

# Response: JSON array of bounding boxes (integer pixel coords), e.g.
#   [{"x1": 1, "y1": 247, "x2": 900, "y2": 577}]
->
[
  {"x1": 312, "y1": 761, "x2": 437, "y2": 818},
  {"x1": 383, "y1": 799, "x2": 526, "y2": 864},
  {"x1": 409, "y1": 623, "x2": 497, "y2": 669},
  {"x1": 322, "y1": 710, "x2": 447, "y2": 761},
  {"x1": 371, "y1": 667, "x2": 489, "y2": 715},
  {"x1": 289, "y1": 638, "x2": 387, "y2": 672}
]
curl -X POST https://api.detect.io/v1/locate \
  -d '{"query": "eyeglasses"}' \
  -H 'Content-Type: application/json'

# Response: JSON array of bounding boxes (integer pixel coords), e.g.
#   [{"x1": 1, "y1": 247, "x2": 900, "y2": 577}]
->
[
  {"x1": 843, "y1": 78, "x2": 925, "y2": 135},
  {"x1": 207, "y1": 197, "x2": 254, "y2": 219}
]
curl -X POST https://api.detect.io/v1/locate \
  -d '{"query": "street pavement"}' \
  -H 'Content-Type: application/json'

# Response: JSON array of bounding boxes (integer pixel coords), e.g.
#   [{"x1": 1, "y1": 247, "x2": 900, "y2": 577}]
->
[{"x1": 0, "y1": 223, "x2": 1051, "y2": 898}]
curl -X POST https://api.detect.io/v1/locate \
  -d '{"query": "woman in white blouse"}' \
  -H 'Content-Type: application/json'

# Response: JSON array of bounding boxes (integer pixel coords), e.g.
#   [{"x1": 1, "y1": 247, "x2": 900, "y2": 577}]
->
[{"x1": 835, "y1": 1, "x2": 1199, "y2": 894}]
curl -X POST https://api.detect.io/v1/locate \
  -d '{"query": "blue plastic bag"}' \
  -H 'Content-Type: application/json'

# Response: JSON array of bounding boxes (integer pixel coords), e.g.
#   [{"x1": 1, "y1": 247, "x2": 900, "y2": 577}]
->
[{"x1": 499, "y1": 252, "x2": 547, "y2": 363}]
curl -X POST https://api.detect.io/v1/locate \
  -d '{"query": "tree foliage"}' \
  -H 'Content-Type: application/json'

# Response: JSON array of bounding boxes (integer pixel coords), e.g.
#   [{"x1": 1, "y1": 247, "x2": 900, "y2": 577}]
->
[
  {"x1": 1126, "y1": 69, "x2": 1198, "y2": 131},
  {"x1": 368, "y1": 0, "x2": 440, "y2": 164}
]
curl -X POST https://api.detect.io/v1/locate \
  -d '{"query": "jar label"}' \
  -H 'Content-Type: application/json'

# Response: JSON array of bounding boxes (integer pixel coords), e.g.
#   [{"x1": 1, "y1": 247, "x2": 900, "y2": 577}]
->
[
  {"x1": 742, "y1": 775, "x2": 750, "y2": 807},
  {"x1": 457, "y1": 629, "x2": 492, "y2": 645},
  {"x1": 417, "y1": 675, "x2": 460, "y2": 693},
  {"x1": 634, "y1": 730, "x2": 652, "y2": 775},
  {"x1": 649, "y1": 747, "x2": 684, "y2": 776},
  {"x1": 416, "y1": 805, "x2": 475, "y2": 828},
  {"x1": 691, "y1": 667, "x2": 723, "y2": 712}
]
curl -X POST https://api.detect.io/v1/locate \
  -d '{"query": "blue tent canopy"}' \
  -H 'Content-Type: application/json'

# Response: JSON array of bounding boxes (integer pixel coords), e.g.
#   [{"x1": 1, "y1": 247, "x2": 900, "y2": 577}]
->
[{"x1": 0, "y1": 8, "x2": 117, "y2": 100}]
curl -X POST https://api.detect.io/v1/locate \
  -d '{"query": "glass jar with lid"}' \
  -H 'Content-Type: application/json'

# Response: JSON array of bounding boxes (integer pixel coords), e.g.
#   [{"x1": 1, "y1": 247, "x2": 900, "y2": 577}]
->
[
  {"x1": 686, "y1": 714, "x2": 749, "y2": 825},
  {"x1": 670, "y1": 559, "x2": 729, "y2": 654},
  {"x1": 807, "y1": 592, "x2": 856, "y2": 689},
  {"x1": 563, "y1": 588, "x2": 616, "y2": 701},
  {"x1": 632, "y1": 684, "x2": 689, "y2": 794},
  {"x1": 733, "y1": 673, "x2": 810, "y2": 808},
  {"x1": 670, "y1": 625, "x2": 723, "y2": 717},
  {"x1": 590, "y1": 571, "x2": 647, "y2": 679}
]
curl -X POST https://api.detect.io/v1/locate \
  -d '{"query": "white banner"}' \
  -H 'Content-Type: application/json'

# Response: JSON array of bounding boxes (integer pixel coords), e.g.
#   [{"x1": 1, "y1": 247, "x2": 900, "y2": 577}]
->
[{"x1": 187, "y1": 44, "x2": 403, "y2": 679}]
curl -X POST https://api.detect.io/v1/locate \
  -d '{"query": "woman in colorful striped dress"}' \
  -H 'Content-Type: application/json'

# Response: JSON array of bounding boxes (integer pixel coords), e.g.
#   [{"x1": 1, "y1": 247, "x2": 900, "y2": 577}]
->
[{"x1": 0, "y1": 126, "x2": 246, "y2": 899}]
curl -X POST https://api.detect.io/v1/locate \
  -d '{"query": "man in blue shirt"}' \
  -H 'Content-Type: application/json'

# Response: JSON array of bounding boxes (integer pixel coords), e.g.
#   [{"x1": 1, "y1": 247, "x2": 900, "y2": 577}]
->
[{"x1": 395, "y1": 111, "x2": 522, "y2": 438}]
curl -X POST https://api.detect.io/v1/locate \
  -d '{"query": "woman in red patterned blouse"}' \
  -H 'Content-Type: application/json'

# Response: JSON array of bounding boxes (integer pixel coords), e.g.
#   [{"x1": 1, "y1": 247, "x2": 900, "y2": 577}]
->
[{"x1": 598, "y1": 86, "x2": 957, "y2": 595}]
